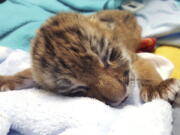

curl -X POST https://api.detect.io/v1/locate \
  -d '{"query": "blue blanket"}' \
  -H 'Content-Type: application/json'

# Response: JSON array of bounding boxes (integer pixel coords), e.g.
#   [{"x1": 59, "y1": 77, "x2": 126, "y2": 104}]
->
[
  {"x1": 0, "y1": 0, "x2": 124, "y2": 51},
  {"x1": 0, "y1": 0, "x2": 180, "y2": 52}
]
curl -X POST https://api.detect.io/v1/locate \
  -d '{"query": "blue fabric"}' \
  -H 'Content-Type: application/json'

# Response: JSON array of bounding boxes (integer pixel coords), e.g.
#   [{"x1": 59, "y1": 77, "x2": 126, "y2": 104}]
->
[
  {"x1": 0, "y1": 0, "x2": 124, "y2": 51},
  {"x1": 1, "y1": 0, "x2": 179, "y2": 52},
  {"x1": 136, "y1": 0, "x2": 180, "y2": 47},
  {"x1": 8, "y1": 130, "x2": 22, "y2": 135}
]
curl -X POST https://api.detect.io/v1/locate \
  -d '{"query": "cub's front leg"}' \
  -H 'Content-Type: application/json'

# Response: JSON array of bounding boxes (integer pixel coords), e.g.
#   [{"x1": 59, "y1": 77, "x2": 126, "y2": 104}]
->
[
  {"x1": 133, "y1": 56, "x2": 180, "y2": 102},
  {"x1": 0, "y1": 68, "x2": 35, "y2": 91}
]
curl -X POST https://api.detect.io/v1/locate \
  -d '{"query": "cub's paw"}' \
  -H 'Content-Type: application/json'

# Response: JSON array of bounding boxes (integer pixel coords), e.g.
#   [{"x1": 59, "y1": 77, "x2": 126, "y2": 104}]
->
[
  {"x1": 158, "y1": 78, "x2": 180, "y2": 102},
  {"x1": 141, "y1": 78, "x2": 180, "y2": 102},
  {"x1": 0, "y1": 76, "x2": 21, "y2": 91}
]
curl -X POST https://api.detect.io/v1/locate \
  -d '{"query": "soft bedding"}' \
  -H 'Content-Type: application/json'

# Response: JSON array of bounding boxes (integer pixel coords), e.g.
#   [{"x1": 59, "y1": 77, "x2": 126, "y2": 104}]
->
[
  {"x1": 136, "y1": 0, "x2": 180, "y2": 47},
  {"x1": 0, "y1": 1, "x2": 180, "y2": 134},
  {"x1": 0, "y1": 46, "x2": 175, "y2": 135},
  {"x1": 0, "y1": 0, "x2": 180, "y2": 51},
  {"x1": 0, "y1": 0, "x2": 124, "y2": 51}
]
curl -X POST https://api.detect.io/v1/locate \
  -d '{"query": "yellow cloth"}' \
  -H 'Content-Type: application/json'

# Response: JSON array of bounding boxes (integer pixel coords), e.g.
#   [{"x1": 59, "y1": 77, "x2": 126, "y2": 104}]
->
[{"x1": 155, "y1": 46, "x2": 180, "y2": 79}]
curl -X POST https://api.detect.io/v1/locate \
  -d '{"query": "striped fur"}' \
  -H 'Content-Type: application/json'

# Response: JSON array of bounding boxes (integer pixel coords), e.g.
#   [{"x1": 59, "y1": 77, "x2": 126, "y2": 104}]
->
[{"x1": 31, "y1": 12, "x2": 135, "y2": 104}]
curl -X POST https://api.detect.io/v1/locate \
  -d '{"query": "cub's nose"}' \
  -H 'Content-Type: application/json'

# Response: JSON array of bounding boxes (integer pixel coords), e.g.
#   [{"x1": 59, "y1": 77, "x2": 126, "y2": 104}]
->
[{"x1": 106, "y1": 95, "x2": 128, "y2": 107}]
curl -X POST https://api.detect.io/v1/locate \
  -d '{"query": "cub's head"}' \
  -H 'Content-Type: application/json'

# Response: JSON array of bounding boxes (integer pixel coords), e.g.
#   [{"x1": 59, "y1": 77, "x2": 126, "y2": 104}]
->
[
  {"x1": 31, "y1": 12, "x2": 136, "y2": 107},
  {"x1": 60, "y1": 44, "x2": 135, "y2": 107}
]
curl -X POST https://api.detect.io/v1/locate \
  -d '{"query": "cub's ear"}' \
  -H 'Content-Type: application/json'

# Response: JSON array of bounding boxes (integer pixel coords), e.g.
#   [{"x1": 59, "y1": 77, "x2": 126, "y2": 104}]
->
[{"x1": 137, "y1": 53, "x2": 174, "y2": 80}]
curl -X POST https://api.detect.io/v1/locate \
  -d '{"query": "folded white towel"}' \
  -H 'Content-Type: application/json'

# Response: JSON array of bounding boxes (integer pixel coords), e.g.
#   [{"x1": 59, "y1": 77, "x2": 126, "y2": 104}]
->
[{"x1": 0, "y1": 89, "x2": 173, "y2": 135}]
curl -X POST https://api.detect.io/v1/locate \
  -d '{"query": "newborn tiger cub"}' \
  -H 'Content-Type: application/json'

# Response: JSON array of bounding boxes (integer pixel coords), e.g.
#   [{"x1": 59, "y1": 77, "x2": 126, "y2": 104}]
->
[{"x1": 0, "y1": 10, "x2": 179, "y2": 106}]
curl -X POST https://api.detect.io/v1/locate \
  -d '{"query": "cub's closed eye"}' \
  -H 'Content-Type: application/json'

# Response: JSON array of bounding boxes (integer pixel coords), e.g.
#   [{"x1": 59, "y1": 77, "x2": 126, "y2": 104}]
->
[
  {"x1": 68, "y1": 91, "x2": 86, "y2": 97},
  {"x1": 123, "y1": 70, "x2": 130, "y2": 85},
  {"x1": 68, "y1": 86, "x2": 90, "y2": 97},
  {"x1": 123, "y1": 70, "x2": 129, "y2": 76}
]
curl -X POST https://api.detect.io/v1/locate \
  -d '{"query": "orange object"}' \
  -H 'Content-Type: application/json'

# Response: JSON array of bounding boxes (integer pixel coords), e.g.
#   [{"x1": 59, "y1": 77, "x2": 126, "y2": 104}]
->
[{"x1": 139, "y1": 38, "x2": 156, "y2": 52}]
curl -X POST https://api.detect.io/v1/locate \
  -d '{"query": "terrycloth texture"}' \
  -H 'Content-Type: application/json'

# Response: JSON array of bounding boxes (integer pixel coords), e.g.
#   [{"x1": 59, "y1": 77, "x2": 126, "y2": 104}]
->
[
  {"x1": 0, "y1": 89, "x2": 172, "y2": 135},
  {"x1": 155, "y1": 46, "x2": 180, "y2": 79},
  {"x1": 0, "y1": 0, "x2": 180, "y2": 51},
  {"x1": 0, "y1": 46, "x2": 174, "y2": 135}
]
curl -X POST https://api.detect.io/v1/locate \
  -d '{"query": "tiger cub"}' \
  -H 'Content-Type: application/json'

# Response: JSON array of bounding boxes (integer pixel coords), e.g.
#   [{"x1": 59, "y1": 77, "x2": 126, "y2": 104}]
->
[{"x1": 0, "y1": 10, "x2": 179, "y2": 106}]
